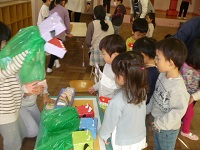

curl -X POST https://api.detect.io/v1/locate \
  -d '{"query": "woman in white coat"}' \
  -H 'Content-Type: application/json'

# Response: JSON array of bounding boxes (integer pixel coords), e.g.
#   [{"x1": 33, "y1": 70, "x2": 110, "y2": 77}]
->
[
  {"x1": 66, "y1": 0, "x2": 91, "y2": 22},
  {"x1": 129, "y1": 0, "x2": 155, "y2": 21}
]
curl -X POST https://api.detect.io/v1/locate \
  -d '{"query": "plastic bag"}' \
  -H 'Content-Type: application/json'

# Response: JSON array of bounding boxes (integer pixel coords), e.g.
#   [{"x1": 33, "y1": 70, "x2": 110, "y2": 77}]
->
[
  {"x1": 35, "y1": 131, "x2": 73, "y2": 150},
  {"x1": 0, "y1": 26, "x2": 46, "y2": 84},
  {"x1": 41, "y1": 107, "x2": 80, "y2": 133}
]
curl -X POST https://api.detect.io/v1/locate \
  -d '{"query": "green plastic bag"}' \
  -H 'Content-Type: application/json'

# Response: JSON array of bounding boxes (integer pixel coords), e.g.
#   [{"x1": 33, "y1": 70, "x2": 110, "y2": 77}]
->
[
  {"x1": 41, "y1": 107, "x2": 80, "y2": 133},
  {"x1": 0, "y1": 26, "x2": 46, "y2": 84},
  {"x1": 35, "y1": 131, "x2": 73, "y2": 150}
]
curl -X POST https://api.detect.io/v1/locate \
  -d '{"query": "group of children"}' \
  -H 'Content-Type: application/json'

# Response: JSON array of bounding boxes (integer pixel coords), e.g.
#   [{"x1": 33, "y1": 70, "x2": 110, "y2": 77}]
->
[{"x1": 87, "y1": 22, "x2": 200, "y2": 150}]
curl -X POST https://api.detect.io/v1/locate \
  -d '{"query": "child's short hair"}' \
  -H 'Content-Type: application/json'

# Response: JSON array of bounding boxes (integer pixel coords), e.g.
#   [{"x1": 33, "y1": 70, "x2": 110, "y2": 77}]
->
[
  {"x1": 156, "y1": 38, "x2": 187, "y2": 70},
  {"x1": 186, "y1": 38, "x2": 200, "y2": 70},
  {"x1": 42, "y1": 0, "x2": 47, "y2": 3},
  {"x1": 132, "y1": 18, "x2": 148, "y2": 33},
  {"x1": 0, "y1": 21, "x2": 11, "y2": 47},
  {"x1": 99, "y1": 34, "x2": 126, "y2": 56},
  {"x1": 112, "y1": 51, "x2": 148, "y2": 104},
  {"x1": 133, "y1": 37, "x2": 157, "y2": 59}
]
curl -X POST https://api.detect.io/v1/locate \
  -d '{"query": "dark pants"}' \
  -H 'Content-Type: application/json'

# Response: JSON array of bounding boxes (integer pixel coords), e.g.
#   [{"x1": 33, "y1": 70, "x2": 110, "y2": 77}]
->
[
  {"x1": 178, "y1": 1, "x2": 189, "y2": 17},
  {"x1": 68, "y1": 10, "x2": 81, "y2": 22},
  {"x1": 103, "y1": 0, "x2": 111, "y2": 13},
  {"x1": 48, "y1": 54, "x2": 58, "y2": 69}
]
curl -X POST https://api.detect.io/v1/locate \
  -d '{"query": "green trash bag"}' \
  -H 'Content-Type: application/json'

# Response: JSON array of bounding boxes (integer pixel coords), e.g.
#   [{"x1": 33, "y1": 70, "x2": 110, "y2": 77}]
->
[
  {"x1": 0, "y1": 26, "x2": 46, "y2": 84},
  {"x1": 41, "y1": 107, "x2": 80, "y2": 133},
  {"x1": 35, "y1": 131, "x2": 73, "y2": 150}
]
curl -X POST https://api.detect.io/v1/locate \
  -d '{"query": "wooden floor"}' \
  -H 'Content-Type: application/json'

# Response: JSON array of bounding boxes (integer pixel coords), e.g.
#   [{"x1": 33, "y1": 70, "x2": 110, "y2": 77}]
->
[{"x1": 1, "y1": 12, "x2": 200, "y2": 150}]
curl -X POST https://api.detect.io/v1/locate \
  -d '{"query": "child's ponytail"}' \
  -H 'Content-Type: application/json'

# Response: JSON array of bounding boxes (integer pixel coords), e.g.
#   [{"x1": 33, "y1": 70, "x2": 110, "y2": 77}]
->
[{"x1": 94, "y1": 5, "x2": 109, "y2": 31}]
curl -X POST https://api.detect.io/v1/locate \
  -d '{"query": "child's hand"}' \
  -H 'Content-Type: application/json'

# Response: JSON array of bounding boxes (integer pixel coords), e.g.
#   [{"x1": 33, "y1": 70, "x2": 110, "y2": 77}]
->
[
  {"x1": 67, "y1": 33, "x2": 73, "y2": 38},
  {"x1": 103, "y1": 139, "x2": 110, "y2": 145},
  {"x1": 88, "y1": 86, "x2": 95, "y2": 94},
  {"x1": 189, "y1": 96, "x2": 194, "y2": 104},
  {"x1": 43, "y1": 94, "x2": 55, "y2": 105},
  {"x1": 25, "y1": 81, "x2": 44, "y2": 95},
  {"x1": 152, "y1": 122, "x2": 160, "y2": 132},
  {"x1": 86, "y1": 4, "x2": 90, "y2": 12}
]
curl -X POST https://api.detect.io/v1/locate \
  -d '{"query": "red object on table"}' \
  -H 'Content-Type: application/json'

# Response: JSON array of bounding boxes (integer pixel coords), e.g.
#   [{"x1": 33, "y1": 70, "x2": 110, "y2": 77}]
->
[{"x1": 76, "y1": 104, "x2": 94, "y2": 118}]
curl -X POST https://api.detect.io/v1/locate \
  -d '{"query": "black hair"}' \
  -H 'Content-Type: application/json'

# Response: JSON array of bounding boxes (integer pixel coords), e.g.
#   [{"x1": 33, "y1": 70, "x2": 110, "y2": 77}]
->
[
  {"x1": 94, "y1": 5, "x2": 109, "y2": 31},
  {"x1": 146, "y1": 12, "x2": 156, "y2": 28},
  {"x1": 156, "y1": 38, "x2": 187, "y2": 70},
  {"x1": 49, "y1": 0, "x2": 65, "y2": 11},
  {"x1": 42, "y1": 0, "x2": 47, "y2": 3},
  {"x1": 0, "y1": 21, "x2": 11, "y2": 49},
  {"x1": 133, "y1": 37, "x2": 157, "y2": 59},
  {"x1": 99, "y1": 34, "x2": 126, "y2": 56},
  {"x1": 164, "y1": 34, "x2": 172, "y2": 39},
  {"x1": 132, "y1": 18, "x2": 148, "y2": 33},
  {"x1": 186, "y1": 38, "x2": 200, "y2": 70},
  {"x1": 112, "y1": 51, "x2": 148, "y2": 104}
]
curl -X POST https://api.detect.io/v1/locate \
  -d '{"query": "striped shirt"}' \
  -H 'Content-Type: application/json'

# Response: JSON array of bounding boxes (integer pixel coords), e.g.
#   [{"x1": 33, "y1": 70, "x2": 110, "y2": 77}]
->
[{"x1": 0, "y1": 51, "x2": 28, "y2": 124}]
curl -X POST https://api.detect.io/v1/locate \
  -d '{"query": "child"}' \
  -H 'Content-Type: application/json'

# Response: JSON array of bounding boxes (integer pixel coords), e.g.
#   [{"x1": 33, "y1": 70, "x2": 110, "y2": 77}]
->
[
  {"x1": 147, "y1": 38, "x2": 190, "y2": 150},
  {"x1": 178, "y1": 0, "x2": 192, "y2": 20},
  {"x1": 88, "y1": 34, "x2": 126, "y2": 101},
  {"x1": 47, "y1": 0, "x2": 73, "y2": 73},
  {"x1": 110, "y1": 0, "x2": 126, "y2": 34},
  {"x1": 98, "y1": 51, "x2": 148, "y2": 149},
  {"x1": 20, "y1": 82, "x2": 54, "y2": 138},
  {"x1": 180, "y1": 38, "x2": 200, "y2": 141},
  {"x1": 0, "y1": 21, "x2": 28, "y2": 150},
  {"x1": 85, "y1": 5, "x2": 114, "y2": 70},
  {"x1": 133, "y1": 37, "x2": 159, "y2": 144},
  {"x1": 37, "y1": 0, "x2": 52, "y2": 25},
  {"x1": 146, "y1": 12, "x2": 155, "y2": 37},
  {"x1": 126, "y1": 18, "x2": 148, "y2": 51}
]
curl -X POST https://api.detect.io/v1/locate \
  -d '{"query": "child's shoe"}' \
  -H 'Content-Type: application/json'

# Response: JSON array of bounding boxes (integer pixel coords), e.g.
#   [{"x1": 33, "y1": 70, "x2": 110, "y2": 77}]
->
[
  {"x1": 181, "y1": 131, "x2": 199, "y2": 140},
  {"x1": 54, "y1": 59, "x2": 61, "y2": 68},
  {"x1": 183, "y1": 17, "x2": 187, "y2": 20},
  {"x1": 47, "y1": 68, "x2": 52, "y2": 73},
  {"x1": 177, "y1": 16, "x2": 181, "y2": 20}
]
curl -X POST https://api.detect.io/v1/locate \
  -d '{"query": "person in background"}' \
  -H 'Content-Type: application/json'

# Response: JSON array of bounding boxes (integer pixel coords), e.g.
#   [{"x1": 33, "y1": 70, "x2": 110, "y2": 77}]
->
[
  {"x1": 126, "y1": 18, "x2": 148, "y2": 51},
  {"x1": 66, "y1": 0, "x2": 91, "y2": 22},
  {"x1": 47, "y1": 0, "x2": 73, "y2": 73},
  {"x1": 131, "y1": 0, "x2": 140, "y2": 19},
  {"x1": 88, "y1": 34, "x2": 126, "y2": 103},
  {"x1": 110, "y1": 0, "x2": 126, "y2": 34},
  {"x1": 146, "y1": 12, "x2": 155, "y2": 37},
  {"x1": 172, "y1": 16, "x2": 200, "y2": 48},
  {"x1": 103, "y1": 0, "x2": 111, "y2": 13},
  {"x1": 86, "y1": 5, "x2": 114, "y2": 71},
  {"x1": 146, "y1": 38, "x2": 189, "y2": 150},
  {"x1": 129, "y1": 0, "x2": 155, "y2": 22},
  {"x1": 133, "y1": 36, "x2": 159, "y2": 145},
  {"x1": 98, "y1": 51, "x2": 148, "y2": 149},
  {"x1": 20, "y1": 82, "x2": 54, "y2": 138},
  {"x1": 0, "y1": 21, "x2": 43, "y2": 150},
  {"x1": 37, "y1": 0, "x2": 52, "y2": 25},
  {"x1": 178, "y1": 0, "x2": 192, "y2": 20},
  {"x1": 180, "y1": 38, "x2": 200, "y2": 141}
]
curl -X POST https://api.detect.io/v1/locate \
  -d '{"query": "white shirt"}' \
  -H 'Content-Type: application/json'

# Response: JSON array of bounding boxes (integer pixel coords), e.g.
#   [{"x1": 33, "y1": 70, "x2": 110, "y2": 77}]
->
[
  {"x1": 37, "y1": 4, "x2": 49, "y2": 25},
  {"x1": 66, "y1": 0, "x2": 91, "y2": 13},
  {"x1": 146, "y1": 23, "x2": 154, "y2": 37}
]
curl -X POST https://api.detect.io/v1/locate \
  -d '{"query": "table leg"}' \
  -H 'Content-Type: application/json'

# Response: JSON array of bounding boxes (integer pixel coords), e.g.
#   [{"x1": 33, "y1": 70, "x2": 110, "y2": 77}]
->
[{"x1": 82, "y1": 38, "x2": 85, "y2": 67}]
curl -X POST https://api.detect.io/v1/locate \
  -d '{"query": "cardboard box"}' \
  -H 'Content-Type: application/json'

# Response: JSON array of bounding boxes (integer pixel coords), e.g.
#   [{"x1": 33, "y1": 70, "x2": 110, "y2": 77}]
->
[{"x1": 79, "y1": 118, "x2": 98, "y2": 139}]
